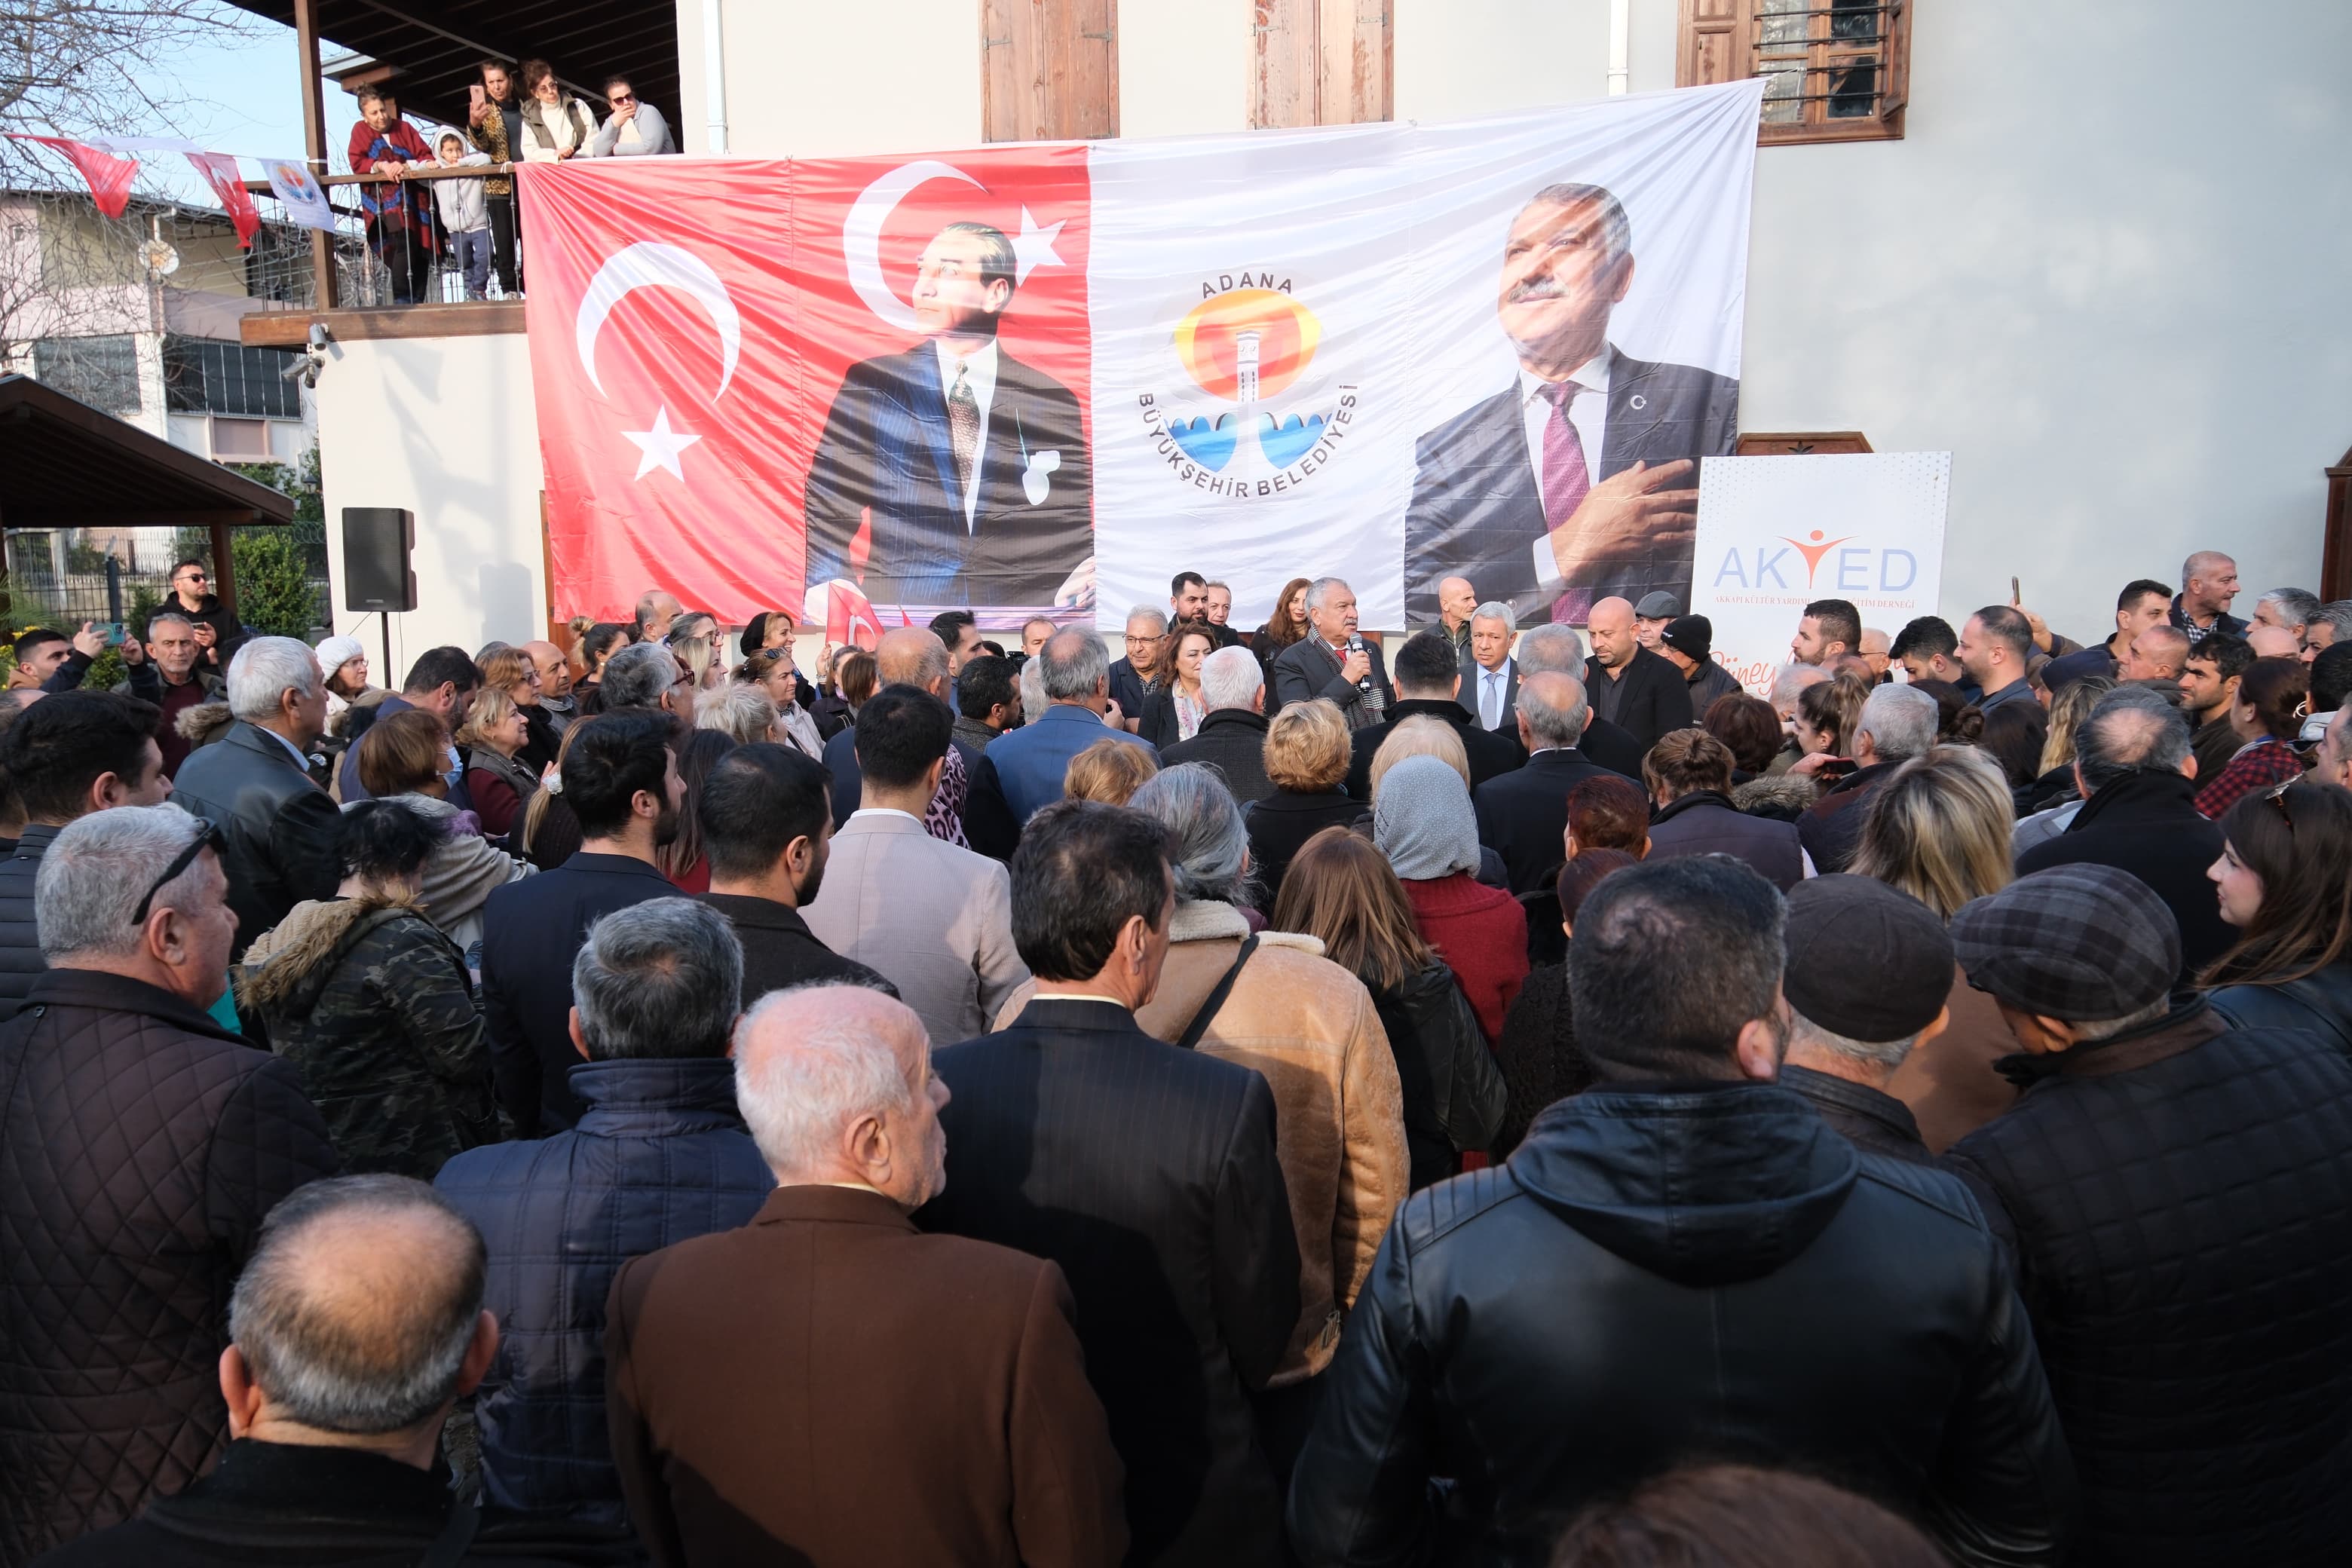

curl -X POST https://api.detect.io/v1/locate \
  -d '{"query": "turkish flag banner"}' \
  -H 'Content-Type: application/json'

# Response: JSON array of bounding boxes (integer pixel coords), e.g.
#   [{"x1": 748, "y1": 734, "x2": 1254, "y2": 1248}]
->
[
  {"x1": 183, "y1": 151, "x2": 260, "y2": 248},
  {"x1": 521, "y1": 81, "x2": 1762, "y2": 630},
  {"x1": 11, "y1": 135, "x2": 141, "y2": 219}
]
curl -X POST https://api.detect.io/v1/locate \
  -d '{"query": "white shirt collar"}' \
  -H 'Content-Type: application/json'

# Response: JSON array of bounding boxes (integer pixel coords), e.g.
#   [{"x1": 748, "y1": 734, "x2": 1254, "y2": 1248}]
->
[
  {"x1": 259, "y1": 726, "x2": 311, "y2": 770},
  {"x1": 848, "y1": 807, "x2": 924, "y2": 825},
  {"x1": 1517, "y1": 349, "x2": 1612, "y2": 408},
  {"x1": 933, "y1": 338, "x2": 1000, "y2": 409}
]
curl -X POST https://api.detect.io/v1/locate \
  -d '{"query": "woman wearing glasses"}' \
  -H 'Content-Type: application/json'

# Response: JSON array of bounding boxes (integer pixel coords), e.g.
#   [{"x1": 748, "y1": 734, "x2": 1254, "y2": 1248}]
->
[
  {"x1": 586, "y1": 74, "x2": 675, "y2": 157},
  {"x1": 2205, "y1": 779, "x2": 2352, "y2": 1052}
]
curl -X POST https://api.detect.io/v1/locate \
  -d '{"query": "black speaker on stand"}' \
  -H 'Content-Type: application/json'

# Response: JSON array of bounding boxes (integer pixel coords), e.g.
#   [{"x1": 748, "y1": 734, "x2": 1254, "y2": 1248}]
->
[{"x1": 342, "y1": 507, "x2": 417, "y2": 686}]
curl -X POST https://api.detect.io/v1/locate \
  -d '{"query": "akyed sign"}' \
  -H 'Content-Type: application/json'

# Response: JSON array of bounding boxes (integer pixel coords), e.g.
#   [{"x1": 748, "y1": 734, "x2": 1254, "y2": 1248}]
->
[{"x1": 1689, "y1": 453, "x2": 1951, "y2": 695}]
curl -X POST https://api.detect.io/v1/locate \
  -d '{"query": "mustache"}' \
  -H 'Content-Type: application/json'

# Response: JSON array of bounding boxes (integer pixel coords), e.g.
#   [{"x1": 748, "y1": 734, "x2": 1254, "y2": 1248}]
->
[{"x1": 1506, "y1": 277, "x2": 1570, "y2": 303}]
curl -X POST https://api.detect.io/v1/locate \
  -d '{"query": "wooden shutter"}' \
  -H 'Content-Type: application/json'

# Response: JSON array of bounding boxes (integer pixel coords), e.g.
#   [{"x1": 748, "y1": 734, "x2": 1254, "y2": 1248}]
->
[
  {"x1": 1679, "y1": 0, "x2": 1750, "y2": 87},
  {"x1": 1252, "y1": 0, "x2": 1392, "y2": 130},
  {"x1": 982, "y1": 0, "x2": 1119, "y2": 142}
]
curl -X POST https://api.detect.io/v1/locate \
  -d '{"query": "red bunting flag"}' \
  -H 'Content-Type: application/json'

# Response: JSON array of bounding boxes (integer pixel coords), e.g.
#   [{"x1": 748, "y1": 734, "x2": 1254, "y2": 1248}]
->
[
  {"x1": 183, "y1": 150, "x2": 259, "y2": 248},
  {"x1": 9, "y1": 134, "x2": 142, "y2": 219}
]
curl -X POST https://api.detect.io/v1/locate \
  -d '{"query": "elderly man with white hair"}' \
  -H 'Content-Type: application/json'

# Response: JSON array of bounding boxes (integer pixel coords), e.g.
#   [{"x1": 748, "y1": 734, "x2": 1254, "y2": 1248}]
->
[
  {"x1": 1459, "y1": 599, "x2": 1521, "y2": 734},
  {"x1": 605, "y1": 985, "x2": 1125, "y2": 1567},
  {"x1": 168, "y1": 635, "x2": 340, "y2": 959},
  {"x1": 1511, "y1": 620, "x2": 1643, "y2": 778},
  {"x1": 0, "y1": 804, "x2": 340, "y2": 1557},
  {"x1": 1269, "y1": 577, "x2": 1394, "y2": 727},
  {"x1": 1797, "y1": 681, "x2": 1939, "y2": 874},
  {"x1": 1159, "y1": 645, "x2": 1277, "y2": 803}
]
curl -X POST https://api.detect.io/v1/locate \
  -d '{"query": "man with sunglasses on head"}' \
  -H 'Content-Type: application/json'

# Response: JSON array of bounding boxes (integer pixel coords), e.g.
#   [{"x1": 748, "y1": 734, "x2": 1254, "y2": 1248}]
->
[
  {"x1": 164, "y1": 559, "x2": 250, "y2": 674},
  {"x1": 0, "y1": 804, "x2": 339, "y2": 1559}
]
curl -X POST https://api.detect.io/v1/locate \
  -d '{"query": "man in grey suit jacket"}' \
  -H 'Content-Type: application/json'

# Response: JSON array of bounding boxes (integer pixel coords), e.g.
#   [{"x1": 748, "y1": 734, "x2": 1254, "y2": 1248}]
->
[
  {"x1": 1270, "y1": 577, "x2": 1393, "y2": 730},
  {"x1": 1459, "y1": 599, "x2": 1522, "y2": 734},
  {"x1": 802, "y1": 687, "x2": 1029, "y2": 1046},
  {"x1": 1403, "y1": 182, "x2": 1737, "y2": 628}
]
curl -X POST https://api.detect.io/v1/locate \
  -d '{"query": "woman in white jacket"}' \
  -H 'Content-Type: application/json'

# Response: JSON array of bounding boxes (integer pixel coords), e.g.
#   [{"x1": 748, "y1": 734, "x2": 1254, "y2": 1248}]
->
[{"x1": 516, "y1": 58, "x2": 599, "y2": 162}]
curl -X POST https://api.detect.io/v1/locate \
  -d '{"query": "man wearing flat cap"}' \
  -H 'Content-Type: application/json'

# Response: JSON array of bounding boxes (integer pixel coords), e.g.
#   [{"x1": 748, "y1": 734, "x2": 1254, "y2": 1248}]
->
[
  {"x1": 1631, "y1": 591, "x2": 1680, "y2": 651},
  {"x1": 1653, "y1": 612, "x2": 1740, "y2": 718},
  {"x1": 1940, "y1": 862, "x2": 2352, "y2": 1568},
  {"x1": 1778, "y1": 877, "x2": 1952, "y2": 1164}
]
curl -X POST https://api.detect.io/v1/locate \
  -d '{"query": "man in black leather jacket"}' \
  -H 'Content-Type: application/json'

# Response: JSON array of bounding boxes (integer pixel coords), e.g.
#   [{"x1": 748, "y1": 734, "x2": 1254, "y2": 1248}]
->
[{"x1": 1287, "y1": 855, "x2": 2075, "y2": 1568}]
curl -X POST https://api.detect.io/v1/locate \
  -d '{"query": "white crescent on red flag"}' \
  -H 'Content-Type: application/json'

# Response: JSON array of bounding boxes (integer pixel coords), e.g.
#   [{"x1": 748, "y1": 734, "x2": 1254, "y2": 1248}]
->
[{"x1": 520, "y1": 81, "x2": 1763, "y2": 631}]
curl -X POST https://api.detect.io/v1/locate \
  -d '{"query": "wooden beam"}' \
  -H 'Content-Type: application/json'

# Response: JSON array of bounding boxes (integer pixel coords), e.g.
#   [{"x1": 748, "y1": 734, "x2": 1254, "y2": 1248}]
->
[
  {"x1": 240, "y1": 300, "x2": 528, "y2": 348},
  {"x1": 5, "y1": 509, "x2": 274, "y2": 529},
  {"x1": 294, "y1": 0, "x2": 338, "y2": 311}
]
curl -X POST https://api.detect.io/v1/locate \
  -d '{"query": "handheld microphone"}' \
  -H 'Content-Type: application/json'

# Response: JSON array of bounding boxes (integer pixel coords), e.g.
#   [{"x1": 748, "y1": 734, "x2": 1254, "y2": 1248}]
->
[{"x1": 1346, "y1": 635, "x2": 1375, "y2": 697}]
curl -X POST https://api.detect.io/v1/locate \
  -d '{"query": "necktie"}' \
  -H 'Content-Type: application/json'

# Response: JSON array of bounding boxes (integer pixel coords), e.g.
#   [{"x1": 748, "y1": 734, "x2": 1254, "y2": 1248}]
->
[
  {"x1": 947, "y1": 363, "x2": 981, "y2": 516},
  {"x1": 1482, "y1": 669, "x2": 1502, "y2": 730},
  {"x1": 1541, "y1": 381, "x2": 1594, "y2": 626}
]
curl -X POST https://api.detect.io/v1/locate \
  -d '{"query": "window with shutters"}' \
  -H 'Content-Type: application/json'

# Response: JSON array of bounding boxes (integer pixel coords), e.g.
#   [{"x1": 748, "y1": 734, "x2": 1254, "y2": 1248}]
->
[
  {"x1": 1680, "y1": 0, "x2": 1909, "y2": 145},
  {"x1": 1251, "y1": 0, "x2": 1393, "y2": 130},
  {"x1": 982, "y1": 0, "x2": 1119, "y2": 141}
]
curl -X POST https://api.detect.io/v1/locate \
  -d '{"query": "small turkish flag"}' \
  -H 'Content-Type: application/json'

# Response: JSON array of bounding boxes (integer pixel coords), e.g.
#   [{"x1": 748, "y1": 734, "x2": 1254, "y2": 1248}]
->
[
  {"x1": 12, "y1": 135, "x2": 140, "y2": 219},
  {"x1": 804, "y1": 580, "x2": 886, "y2": 651},
  {"x1": 184, "y1": 151, "x2": 259, "y2": 248}
]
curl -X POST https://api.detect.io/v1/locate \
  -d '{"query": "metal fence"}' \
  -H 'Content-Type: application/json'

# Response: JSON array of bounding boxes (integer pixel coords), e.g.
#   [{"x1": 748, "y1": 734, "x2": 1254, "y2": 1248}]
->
[{"x1": 4, "y1": 523, "x2": 332, "y2": 640}]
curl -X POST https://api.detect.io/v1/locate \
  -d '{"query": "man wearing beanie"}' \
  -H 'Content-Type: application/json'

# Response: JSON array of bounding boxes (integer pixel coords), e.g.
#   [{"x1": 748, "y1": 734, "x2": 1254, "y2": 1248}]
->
[
  {"x1": 1778, "y1": 877, "x2": 1952, "y2": 1163},
  {"x1": 1655, "y1": 613, "x2": 1741, "y2": 715},
  {"x1": 1942, "y1": 863, "x2": 2352, "y2": 1567}
]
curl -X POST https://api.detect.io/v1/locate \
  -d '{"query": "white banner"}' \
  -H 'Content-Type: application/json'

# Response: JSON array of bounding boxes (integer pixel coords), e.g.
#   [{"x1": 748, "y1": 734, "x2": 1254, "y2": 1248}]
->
[
  {"x1": 264, "y1": 158, "x2": 338, "y2": 233},
  {"x1": 1690, "y1": 452, "x2": 1952, "y2": 694},
  {"x1": 1086, "y1": 80, "x2": 1762, "y2": 632}
]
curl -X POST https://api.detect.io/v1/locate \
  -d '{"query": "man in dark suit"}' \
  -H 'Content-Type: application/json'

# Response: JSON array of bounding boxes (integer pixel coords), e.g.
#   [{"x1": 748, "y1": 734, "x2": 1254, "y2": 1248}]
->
[
  {"x1": 479, "y1": 712, "x2": 683, "y2": 1135},
  {"x1": 1583, "y1": 595, "x2": 1692, "y2": 755},
  {"x1": 1475, "y1": 670, "x2": 1619, "y2": 895},
  {"x1": 1349, "y1": 631, "x2": 1522, "y2": 801},
  {"x1": 1161, "y1": 646, "x2": 1276, "y2": 804},
  {"x1": 167, "y1": 636, "x2": 340, "y2": 961},
  {"x1": 918, "y1": 801, "x2": 1300, "y2": 1566},
  {"x1": 804, "y1": 221, "x2": 1091, "y2": 608},
  {"x1": 1270, "y1": 577, "x2": 1393, "y2": 729},
  {"x1": 1459, "y1": 599, "x2": 1522, "y2": 735},
  {"x1": 608, "y1": 985, "x2": 1126, "y2": 1566},
  {"x1": 1403, "y1": 182, "x2": 1736, "y2": 627},
  {"x1": 696, "y1": 743, "x2": 890, "y2": 1005},
  {"x1": 978, "y1": 628, "x2": 1156, "y2": 823}
]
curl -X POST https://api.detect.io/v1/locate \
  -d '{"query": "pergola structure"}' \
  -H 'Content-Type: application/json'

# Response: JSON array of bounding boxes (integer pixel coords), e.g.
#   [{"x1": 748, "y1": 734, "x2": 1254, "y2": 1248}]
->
[{"x1": 0, "y1": 375, "x2": 298, "y2": 617}]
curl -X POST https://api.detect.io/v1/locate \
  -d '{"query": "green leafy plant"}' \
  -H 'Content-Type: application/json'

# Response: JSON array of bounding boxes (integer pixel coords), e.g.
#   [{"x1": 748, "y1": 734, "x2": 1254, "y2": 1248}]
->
[
  {"x1": 233, "y1": 527, "x2": 326, "y2": 639},
  {"x1": 81, "y1": 647, "x2": 127, "y2": 691}
]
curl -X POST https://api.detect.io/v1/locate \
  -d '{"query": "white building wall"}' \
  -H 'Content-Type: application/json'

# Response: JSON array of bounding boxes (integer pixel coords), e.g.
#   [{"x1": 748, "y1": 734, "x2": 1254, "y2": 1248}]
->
[
  {"x1": 674, "y1": 0, "x2": 982, "y2": 157},
  {"x1": 311, "y1": 333, "x2": 547, "y2": 675}
]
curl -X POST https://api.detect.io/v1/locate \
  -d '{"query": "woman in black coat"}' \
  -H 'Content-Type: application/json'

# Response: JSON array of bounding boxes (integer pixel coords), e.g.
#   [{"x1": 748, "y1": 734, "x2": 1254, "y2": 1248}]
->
[
  {"x1": 1243, "y1": 697, "x2": 1359, "y2": 909},
  {"x1": 2203, "y1": 779, "x2": 2352, "y2": 1052},
  {"x1": 1273, "y1": 826, "x2": 1503, "y2": 1190}
]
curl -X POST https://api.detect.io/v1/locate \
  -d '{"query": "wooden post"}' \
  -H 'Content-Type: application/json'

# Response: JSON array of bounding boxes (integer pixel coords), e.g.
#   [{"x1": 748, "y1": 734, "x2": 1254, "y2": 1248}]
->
[
  {"x1": 2323, "y1": 446, "x2": 2352, "y2": 603},
  {"x1": 293, "y1": 0, "x2": 338, "y2": 310},
  {"x1": 209, "y1": 518, "x2": 238, "y2": 618}
]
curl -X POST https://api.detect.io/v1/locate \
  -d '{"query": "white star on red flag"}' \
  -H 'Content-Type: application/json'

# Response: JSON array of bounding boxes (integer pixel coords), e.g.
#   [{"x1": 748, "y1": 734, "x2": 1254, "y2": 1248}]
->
[{"x1": 623, "y1": 406, "x2": 702, "y2": 482}]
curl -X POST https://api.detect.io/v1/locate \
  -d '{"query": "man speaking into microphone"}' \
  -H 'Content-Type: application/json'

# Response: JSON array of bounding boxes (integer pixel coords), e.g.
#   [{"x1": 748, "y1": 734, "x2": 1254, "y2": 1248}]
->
[
  {"x1": 1403, "y1": 181, "x2": 1738, "y2": 629},
  {"x1": 804, "y1": 221, "x2": 1093, "y2": 611},
  {"x1": 1270, "y1": 577, "x2": 1393, "y2": 729}
]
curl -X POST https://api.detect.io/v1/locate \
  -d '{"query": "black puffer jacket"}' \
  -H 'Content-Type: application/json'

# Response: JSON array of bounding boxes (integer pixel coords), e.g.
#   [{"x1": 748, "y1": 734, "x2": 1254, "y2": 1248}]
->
[
  {"x1": 0, "y1": 823, "x2": 63, "y2": 1026},
  {"x1": 1943, "y1": 1002, "x2": 2352, "y2": 1566},
  {"x1": 1288, "y1": 1083, "x2": 2075, "y2": 1568},
  {"x1": 0, "y1": 969, "x2": 339, "y2": 1560},
  {"x1": 2207, "y1": 960, "x2": 2352, "y2": 1056},
  {"x1": 1370, "y1": 959, "x2": 1506, "y2": 1190}
]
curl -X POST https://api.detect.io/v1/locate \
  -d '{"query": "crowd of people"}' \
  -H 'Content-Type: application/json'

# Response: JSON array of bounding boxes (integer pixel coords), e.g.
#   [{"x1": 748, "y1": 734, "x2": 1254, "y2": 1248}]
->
[
  {"x1": 4, "y1": 546, "x2": 2352, "y2": 1566},
  {"x1": 345, "y1": 57, "x2": 675, "y2": 304}
]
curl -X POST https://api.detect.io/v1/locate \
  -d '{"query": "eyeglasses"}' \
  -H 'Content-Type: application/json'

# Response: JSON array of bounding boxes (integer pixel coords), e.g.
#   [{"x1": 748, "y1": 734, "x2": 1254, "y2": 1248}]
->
[
  {"x1": 132, "y1": 819, "x2": 226, "y2": 926},
  {"x1": 176, "y1": 572, "x2": 206, "y2": 585},
  {"x1": 610, "y1": 93, "x2": 634, "y2": 104}
]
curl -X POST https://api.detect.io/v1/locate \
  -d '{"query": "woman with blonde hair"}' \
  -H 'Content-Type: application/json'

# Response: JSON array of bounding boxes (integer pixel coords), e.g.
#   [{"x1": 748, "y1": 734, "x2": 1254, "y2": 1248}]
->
[
  {"x1": 455, "y1": 686, "x2": 540, "y2": 839},
  {"x1": 1851, "y1": 745, "x2": 2024, "y2": 1152},
  {"x1": 696, "y1": 681, "x2": 779, "y2": 747},
  {"x1": 1062, "y1": 735, "x2": 1160, "y2": 805},
  {"x1": 1246, "y1": 697, "x2": 1360, "y2": 906},
  {"x1": 354, "y1": 708, "x2": 533, "y2": 950},
  {"x1": 1367, "y1": 715, "x2": 1471, "y2": 798},
  {"x1": 478, "y1": 645, "x2": 557, "y2": 773},
  {"x1": 2020, "y1": 673, "x2": 2115, "y2": 814},
  {"x1": 1276, "y1": 825, "x2": 1503, "y2": 1190}
]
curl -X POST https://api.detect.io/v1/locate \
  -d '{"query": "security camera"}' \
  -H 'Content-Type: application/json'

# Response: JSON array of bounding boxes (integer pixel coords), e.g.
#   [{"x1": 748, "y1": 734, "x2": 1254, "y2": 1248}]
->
[{"x1": 285, "y1": 322, "x2": 333, "y2": 388}]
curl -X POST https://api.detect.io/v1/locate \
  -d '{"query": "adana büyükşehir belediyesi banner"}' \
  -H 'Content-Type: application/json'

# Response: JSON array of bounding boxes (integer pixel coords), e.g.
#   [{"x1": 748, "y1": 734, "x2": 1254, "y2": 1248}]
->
[{"x1": 521, "y1": 78, "x2": 1763, "y2": 636}]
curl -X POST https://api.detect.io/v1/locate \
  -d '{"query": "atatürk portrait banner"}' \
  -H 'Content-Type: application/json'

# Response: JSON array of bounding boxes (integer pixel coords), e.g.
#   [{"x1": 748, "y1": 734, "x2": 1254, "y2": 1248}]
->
[{"x1": 522, "y1": 79, "x2": 1762, "y2": 633}]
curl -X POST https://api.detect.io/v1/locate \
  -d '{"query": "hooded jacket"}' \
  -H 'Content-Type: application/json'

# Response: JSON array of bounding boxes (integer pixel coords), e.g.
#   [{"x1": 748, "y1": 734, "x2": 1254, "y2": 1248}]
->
[
  {"x1": 236, "y1": 894, "x2": 497, "y2": 1178},
  {"x1": 1288, "y1": 1083, "x2": 2075, "y2": 1568}
]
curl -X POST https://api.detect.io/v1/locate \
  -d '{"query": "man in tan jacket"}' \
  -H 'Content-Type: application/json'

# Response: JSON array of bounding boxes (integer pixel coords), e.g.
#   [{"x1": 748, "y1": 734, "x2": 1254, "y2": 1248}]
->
[{"x1": 805, "y1": 686, "x2": 1028, "y2": 1046}]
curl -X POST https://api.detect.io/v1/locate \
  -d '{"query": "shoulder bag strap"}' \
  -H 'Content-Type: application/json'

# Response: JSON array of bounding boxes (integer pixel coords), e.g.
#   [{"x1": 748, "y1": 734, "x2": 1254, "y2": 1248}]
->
[
  {"x1": 420, "y1": 1497, "x2": 482, "y2": 1568},
  {"x1": 1175, "y1": 934, "x2": 1259, "y2": 1052}
]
